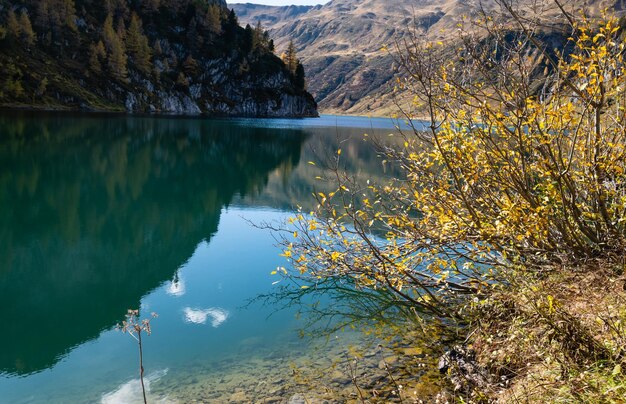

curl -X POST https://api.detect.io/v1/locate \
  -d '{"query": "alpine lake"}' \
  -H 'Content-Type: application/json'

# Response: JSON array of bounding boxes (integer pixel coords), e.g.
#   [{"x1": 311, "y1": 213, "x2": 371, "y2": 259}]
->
[{"x1": 0, "y1": 112, "x2": 435, "y2": 403}]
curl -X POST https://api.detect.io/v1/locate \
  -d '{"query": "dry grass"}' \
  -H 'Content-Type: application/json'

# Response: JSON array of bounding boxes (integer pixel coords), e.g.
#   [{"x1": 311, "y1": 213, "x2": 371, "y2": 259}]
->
[{"x1": 469, "y1": 266, "x2": 626, "y2": 402}]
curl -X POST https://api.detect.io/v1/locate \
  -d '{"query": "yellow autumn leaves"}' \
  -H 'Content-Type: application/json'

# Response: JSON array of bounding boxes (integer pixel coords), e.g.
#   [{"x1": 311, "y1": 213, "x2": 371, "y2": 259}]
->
[{"x1": 277, "y1": 14, "x2": 626, "y2": 321}]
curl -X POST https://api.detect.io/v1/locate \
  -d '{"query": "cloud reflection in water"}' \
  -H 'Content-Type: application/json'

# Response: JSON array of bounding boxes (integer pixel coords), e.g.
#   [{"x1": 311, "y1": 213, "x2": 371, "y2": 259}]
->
[
  {"x1": 183, "y1": 307, "x2": 229, "y2": 327},
  {"x1": 166, "y1": 273, "x2": 186, "y2": 297},
  {"x1": 101, "y1": 369, "x2": 169, "y2": 404}
]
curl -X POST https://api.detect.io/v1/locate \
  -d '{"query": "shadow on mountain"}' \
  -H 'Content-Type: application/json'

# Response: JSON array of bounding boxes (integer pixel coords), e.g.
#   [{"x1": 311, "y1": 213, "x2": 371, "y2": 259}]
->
[{"x1": 0, "y1": 112, "x2": 307, "y2": 376}]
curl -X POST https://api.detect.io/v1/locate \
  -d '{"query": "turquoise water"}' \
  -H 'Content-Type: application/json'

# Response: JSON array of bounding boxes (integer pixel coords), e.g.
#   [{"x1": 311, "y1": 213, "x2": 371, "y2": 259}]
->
[{"x1": 0, "y1": 113, "x2": 403, "y2": 403}]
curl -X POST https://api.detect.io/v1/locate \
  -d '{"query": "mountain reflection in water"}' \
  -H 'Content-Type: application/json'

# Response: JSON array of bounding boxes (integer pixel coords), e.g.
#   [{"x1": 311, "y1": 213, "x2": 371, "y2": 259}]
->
[
  {"x1": 0, "y1": 113, "x2": 307, "y2": 375},
  {"x1": 0, "y1": 112, "x2": 405, "y2": 404}
]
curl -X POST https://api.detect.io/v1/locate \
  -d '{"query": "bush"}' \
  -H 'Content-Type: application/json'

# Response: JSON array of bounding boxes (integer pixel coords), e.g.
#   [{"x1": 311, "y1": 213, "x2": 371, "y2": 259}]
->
[{"x1": 277, "y1": 3, "x2": 626, "y2": 326}]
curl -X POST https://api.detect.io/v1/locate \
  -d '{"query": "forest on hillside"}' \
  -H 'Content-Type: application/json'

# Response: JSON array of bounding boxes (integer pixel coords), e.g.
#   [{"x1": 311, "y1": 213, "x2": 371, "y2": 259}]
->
[{"x1": 0, "y1": 0, "x2": 316, "y2": 116}]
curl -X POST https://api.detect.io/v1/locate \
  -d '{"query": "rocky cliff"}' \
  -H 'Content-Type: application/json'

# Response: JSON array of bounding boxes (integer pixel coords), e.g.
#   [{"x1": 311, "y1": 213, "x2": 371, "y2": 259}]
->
[{"x1": 0, "y1": 0, "x2": 317, "y2": 117}]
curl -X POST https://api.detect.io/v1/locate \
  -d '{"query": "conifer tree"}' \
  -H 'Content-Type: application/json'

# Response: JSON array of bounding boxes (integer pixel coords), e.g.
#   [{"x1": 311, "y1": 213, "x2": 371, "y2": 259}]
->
[
  {"x1": 126, "y1": 13, "x2": 152, "y2": 74},
  {"x1": 35, "y1": 0, "x2": 77, "y2": 43},
  {"x1": 243, "y1": 24, "x2": 253, "y2": 54},
  {"x1": 175, "y1": 72, "x2": 189, "y2": 89},
  {"x1": 35, "y1": 0, "x2": 51, "y2": 41},
  {"x1": 102, "y1": 14, "x2": 128, "y2": 81},
  {"x1": 182, "y1": 55, "x2": 199, "y2": 77},
  {"x1": 36, "y1": 77, "x2": 49, "y2": 97},
  {"x1": 6, "y1": 10, "x2": 20, "y2": 39},
  {"x1": 227, "y1": 9, "x2": 237, "y2": 27},
  {"x1": 18, "y1": 11, "x2": 36, "y2": 46},
  {"x1": 205, "y1": 4, "x2": 221, "y2": 34},
  {"x1": 89, "y1": 41, "x2": 106, "y2": 73},
  {"x1": 283, "y1": 40, "x2": 298, "y2": 74},
  {"x1": 294, "y1": 62, "x2": 305, "y2": 90},
  {"x1": 252, "y1": 20, "x2": 265, "y2": 50},
  {"x1": 60, "y1": 0, "x2": 77, "y2": 32}
]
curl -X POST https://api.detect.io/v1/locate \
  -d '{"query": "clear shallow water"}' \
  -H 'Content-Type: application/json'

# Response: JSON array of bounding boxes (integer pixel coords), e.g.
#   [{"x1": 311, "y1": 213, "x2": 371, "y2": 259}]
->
[{"x1": 0, "y1": 112, "x2": 403, "y2": 403}]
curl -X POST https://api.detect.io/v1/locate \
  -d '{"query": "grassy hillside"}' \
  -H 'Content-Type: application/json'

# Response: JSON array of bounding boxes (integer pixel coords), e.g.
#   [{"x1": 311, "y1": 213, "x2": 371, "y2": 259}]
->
[{"x1": 233, "y1": 0, "x2": 624, "y2": 116}]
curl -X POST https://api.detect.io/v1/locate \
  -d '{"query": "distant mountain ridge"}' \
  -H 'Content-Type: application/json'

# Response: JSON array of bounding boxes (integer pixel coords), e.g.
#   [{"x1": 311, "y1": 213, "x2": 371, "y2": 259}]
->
[{"x1": 231, "y1": 0, "x2": 625, "y2": 116}]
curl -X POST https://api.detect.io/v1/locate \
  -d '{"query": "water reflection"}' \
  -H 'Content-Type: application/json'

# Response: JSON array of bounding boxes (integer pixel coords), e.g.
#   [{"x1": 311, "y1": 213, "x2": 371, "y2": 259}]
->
[
  {"x1": 182, "y1": 307, "x2": 229, "y2": 327},
  {"x1": 0, "y1": 112, "x2": 307, "y2": 376},
  {"x1": 166, "y1": 272, "x2": 186, "y2": 297},
  {"x1": 101, "y1": 368, "x2": 169, "y2": 404}
]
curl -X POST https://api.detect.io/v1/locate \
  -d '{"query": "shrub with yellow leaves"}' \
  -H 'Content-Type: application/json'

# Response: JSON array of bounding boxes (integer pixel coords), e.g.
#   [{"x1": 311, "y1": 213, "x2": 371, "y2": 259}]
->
[{"x1": 277, "y1": 2, "x2": 626, "y2": 330}]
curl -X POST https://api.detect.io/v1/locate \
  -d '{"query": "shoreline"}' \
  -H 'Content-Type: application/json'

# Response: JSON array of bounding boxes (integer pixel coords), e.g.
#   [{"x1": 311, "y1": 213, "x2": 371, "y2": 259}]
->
[{"x1": 0, "y1": 105, "x2": 321, "y2": 120}]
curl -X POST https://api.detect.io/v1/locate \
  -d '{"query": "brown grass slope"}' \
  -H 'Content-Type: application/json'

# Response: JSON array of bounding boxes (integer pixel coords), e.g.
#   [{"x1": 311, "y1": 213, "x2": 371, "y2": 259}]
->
[{"x1": 232, "y1": 0, "x2": 626, "y2": 116}]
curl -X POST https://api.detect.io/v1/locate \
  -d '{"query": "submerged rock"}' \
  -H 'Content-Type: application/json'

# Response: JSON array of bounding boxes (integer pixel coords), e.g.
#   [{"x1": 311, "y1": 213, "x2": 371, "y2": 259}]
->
[
  {"x1": 438, "y1": 345, "x2": 491, "y2": 393},
  {"x1": 288, "y1": 393, "x2": 307, "y2": 404}
]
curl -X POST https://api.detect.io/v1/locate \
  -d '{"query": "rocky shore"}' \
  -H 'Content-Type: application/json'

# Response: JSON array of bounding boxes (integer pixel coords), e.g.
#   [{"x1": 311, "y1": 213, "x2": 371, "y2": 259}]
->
[{"x1": 146, "y1": 332, "x2": 443, "y2": 403}]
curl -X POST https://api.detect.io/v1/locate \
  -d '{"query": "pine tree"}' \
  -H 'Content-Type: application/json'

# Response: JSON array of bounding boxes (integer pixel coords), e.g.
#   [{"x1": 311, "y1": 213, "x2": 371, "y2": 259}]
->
[
  {"x1": 252, "y1": 20, "x2": 265, "y2": 50},
  {"x1": 18, "y1": 11, "x2": 36, "y2": 46},
  {"x1": 35, "y1": 0, "x2": 52, "y2": 41},
  {"x1": 175, "y1": 72, "x2": 189, "y2": 89},
  {"x1": 6, "y1": 10, "x2": 21, "y2": 39},
  {"x1": 89, "y1": 40, "x2": 106, "y2": 73},
  {"x1": 35, "y1": 0, "x2": 77, "y2": 44},
  {"x1": 224, "y1": 8, "x2": 238, "y2": 42},
  {"x1": 182, "y1": 55, "x2": 199, "y2": 77},
  {"x1": 243, "y1": 24, "x2": 253, "y2": 54},
  {"x1": 126, "y1": 13, "x2": 152, "y2": 74},
  {"x1": 36, "y1": 77, "x2": 49, "y2": 97},
  {"x1": 283, "y1": 40, "x2": 298, "y2": 74},
  {"x1": 294, "y1": 62, "x2": 306, "y2": 90},
  {"x1": 60, "y1": 0, "x2": 77, "y2": 32},
  {"x1": 205, "y1": 4, "x2": 221, "y2": 35},
  {"x1": 228, "y1": 9, "x2": 238, "y2": 26},
  {"x1": 102, "y1": 14, "x2": 128, "y2": 81}
]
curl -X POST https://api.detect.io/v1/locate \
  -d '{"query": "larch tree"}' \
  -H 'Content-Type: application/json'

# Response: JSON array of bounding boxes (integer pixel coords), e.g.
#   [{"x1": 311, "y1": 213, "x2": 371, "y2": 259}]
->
[
  {"x1": 89, "y1": 40, "x2": 106, "y2": 73},
  {"x1": 18, "y1": 11, "x2": 36, "y2": 46},
  {"x1": 126, "y1": 13, "x2": 152, "y2": 74},
  {"x1": 102, "y1": 14, "x2": 128, "y2": 82},
  {"x1": 59, "y1": 0, "x2": 77, "y2": 32},
  {"x1": 252, "y1": 20, "x2": 266, "y2": 50},
  {"x1": 182, "y1": 55, "x2": 199, "y2": 77},
  {"x1": 6, "y1": 9, "x2": 20, "y2": 39},
  {"x1": 204, "y1": 4, "x2": 221, "y2": 35},
  {"x1": 283, "y1": 40, "x2": 298, "y2": 74},
  {"x1": 35, "y1": 0, "x2": 77, "y2": 44}
]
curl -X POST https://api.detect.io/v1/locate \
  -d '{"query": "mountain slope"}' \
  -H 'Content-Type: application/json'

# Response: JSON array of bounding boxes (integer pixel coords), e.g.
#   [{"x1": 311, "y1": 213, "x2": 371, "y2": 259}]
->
[
  {"x1": 0, "y1": 0, "x2": 317, "y2": 116},
  {"x1": 231, "y1": 0, "x2": 474, "y2": 115},
  {"x1": 232, "y1": 0, "x2": 623, "y2": 116}
]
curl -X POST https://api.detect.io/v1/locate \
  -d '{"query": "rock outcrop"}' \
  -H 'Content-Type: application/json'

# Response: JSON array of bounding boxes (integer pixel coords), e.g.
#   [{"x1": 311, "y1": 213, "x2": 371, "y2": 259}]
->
[{"x1": 0, "y1": 0, "x2": 317, "y2": 117}]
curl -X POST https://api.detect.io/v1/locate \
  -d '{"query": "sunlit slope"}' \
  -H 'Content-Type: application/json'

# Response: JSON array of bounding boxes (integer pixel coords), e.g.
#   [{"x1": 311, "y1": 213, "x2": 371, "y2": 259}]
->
[{"x1": 232, "y1": 0, "x2": 625, "y2": 116}]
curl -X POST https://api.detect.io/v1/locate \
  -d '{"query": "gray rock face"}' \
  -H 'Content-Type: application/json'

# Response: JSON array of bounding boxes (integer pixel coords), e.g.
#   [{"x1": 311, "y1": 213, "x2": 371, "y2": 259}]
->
[
  {"x1": 120, "y1": 57, "x2": 317, "y2": 117},
  {"x1": 156, "y1": 92, "x2": 201, "y2": 115}
]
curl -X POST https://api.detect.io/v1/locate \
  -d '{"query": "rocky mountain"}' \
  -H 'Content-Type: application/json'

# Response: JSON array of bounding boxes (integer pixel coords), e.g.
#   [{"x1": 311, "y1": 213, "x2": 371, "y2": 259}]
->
[
  {"x1": 231, "y1": 0, "x2": 624, "y2": 116},
  {"x1": 0, "y1": 0, "x2": 317, "y2": 116}
]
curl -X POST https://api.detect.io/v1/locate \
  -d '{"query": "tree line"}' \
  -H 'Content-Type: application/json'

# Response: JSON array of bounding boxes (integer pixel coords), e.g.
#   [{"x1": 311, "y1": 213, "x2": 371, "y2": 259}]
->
[{"x1": 0, "y1": 0, "x2": 307, "y2": 102}]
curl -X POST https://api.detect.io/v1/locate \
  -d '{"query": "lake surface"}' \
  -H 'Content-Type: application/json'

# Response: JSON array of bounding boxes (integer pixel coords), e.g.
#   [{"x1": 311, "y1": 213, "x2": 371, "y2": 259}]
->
[{"x1": 0, "y1": 112, "x2": 406, "y2": 403}]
